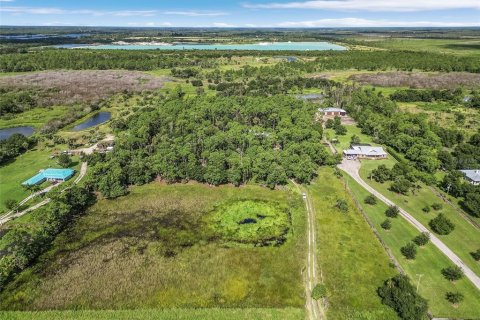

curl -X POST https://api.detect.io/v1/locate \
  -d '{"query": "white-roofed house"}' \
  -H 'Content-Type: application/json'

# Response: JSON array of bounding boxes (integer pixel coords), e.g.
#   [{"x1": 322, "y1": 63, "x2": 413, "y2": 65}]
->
[
  {"x1": 343, "y1": 145, "x2": 388, "y2": 160},
  {"x1": 459, "y1": 170, "x2": 480, "y2": 186},
  {"x1": 318, "y1": 107, "x2": 347, "y2": 117}
]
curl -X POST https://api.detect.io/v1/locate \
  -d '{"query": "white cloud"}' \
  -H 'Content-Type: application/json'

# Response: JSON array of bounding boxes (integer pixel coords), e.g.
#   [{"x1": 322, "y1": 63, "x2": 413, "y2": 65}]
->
[
  {"x1": 163, "y1": 11, "x2": 228, "y2": 16},
  {"x1": 212, "y1": 22, "x2": 237, "y2": 27},
  {"x1": 127, "y1": 21, "x2": 173, "y2": 27},
  {"x1": 244, "y1": 0, "x2": 480, "y2": 12},
  {"x1": 276, "y1": 17, "x2": 480, "y2": 27},
  {"x1": 0, "y1": 6, "x2": 156, "y2": 16}
]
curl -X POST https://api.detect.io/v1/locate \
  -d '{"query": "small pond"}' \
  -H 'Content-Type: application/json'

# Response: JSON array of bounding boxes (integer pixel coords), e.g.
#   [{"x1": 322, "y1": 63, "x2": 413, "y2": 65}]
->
[
  {"x1": 72, "y1": 112, "x2": 111, "y2": 131},
  {"x1": 0, "y1": 126, "x2": 34, "y2": 140}
]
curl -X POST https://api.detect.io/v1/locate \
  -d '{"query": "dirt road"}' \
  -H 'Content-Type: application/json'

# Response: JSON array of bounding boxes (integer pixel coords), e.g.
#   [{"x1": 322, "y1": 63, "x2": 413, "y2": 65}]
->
[
  {"x1": 292, "y1": 180, "x2": 326, "y2": 320},
  {"x1": 338, "y1": 159, "x2": 480, "y2": 290}
]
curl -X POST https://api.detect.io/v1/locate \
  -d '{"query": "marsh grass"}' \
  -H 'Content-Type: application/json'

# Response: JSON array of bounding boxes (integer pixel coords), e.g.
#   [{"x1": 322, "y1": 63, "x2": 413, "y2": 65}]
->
[{"x1": 0, "y1": 182, "x2": 306, "y2": 310}]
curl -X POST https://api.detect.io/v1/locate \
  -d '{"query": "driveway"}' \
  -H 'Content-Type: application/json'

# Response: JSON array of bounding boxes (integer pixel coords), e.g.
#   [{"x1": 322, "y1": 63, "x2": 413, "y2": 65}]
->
[{"x1": 338, "y1": 159, "x2": 480, "y2": 290}]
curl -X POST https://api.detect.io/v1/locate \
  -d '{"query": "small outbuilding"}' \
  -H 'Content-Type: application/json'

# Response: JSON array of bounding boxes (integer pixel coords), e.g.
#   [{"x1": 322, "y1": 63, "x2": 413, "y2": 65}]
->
[
  {"x1": 318, "y1": 107, "x2": 347, "y2": 117},
  {"x1": 459, "y1": 169, "x2": 480, "y2": 186},
  {"x1": 343, "y1": 145, "x2": 388, "y2": 160},
  {"x1": 22, "y1": 168, "x2": 75, "y2": 186}
]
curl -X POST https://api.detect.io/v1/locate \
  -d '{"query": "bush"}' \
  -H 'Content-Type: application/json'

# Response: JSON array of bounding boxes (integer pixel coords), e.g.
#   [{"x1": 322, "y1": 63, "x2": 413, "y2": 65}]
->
[
  {"x1": 422, "y1": 205, "x2": 431, "y2": 213},
  {"x1": 401, "y1": 243, "x2": 417, "y2": 260},
  {"x1": 441, "y1": 266, "x2": 464, "y2": 281},
  {"x1": 335, "y1": 199, "x2": 349, "y2": 213},
  {"x1": 471, "y1": 249, "x2": 480, "y2": 261},
  {"x1": 378, "y1": 275, "x2": 428, "y2": 320},
  {"x1": 385, "y1": 205, "x2": 399, "y2": 218},
  {"x1": 57, "y1": 153, "x2": 72, "y2": 168},
  {"x1": 431, "y1": 203, "x2": 443, "y2": 211},
  {"x1": 462, "y1": 192, "x2": 480, "y2": 218},
  {"x1": 445, "y1": 291, "x2": 464, "y2": 305},
  {"x1": 4, "y1": 199, "x2": 18, "y2": 211},
  {"x1": 311, "y1": 284, "x2": 327, "y2": 300},
  {"x1": 364, "y1": 194, "x2": 377, "y2": 205},
  {"x1": 381, "y1": 219, "x2": 392, "y2": 230},
  {"x1": 390, "y1": 176, "x2": 412, "y2": 195},
  {"x1": 371, "y1": 164, "x2": 391, "y2": 183},
  {"x1": 429, "y1": 213, "x2": 455, "y2": 235},
  {"x1": 412, "y1": 232, "x2": 430, "y2": 246}
]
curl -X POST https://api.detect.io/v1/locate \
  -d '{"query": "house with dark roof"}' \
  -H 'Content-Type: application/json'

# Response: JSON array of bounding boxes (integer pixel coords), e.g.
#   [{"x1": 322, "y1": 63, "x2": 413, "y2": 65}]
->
[{"x1": 460, "y1": 170, "x2": 480, "y2": 186}]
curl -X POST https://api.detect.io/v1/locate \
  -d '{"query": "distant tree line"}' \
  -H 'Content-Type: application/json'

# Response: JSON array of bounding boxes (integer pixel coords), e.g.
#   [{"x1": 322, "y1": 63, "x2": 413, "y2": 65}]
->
[{"x1": 390, "y1": 88, "x2": 463, "y2": 103}]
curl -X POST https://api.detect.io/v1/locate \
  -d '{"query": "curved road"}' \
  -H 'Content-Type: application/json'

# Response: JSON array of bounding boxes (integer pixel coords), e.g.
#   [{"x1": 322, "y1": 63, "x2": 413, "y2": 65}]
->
[{"x1": 338, "y1": 159, "x2": 480, "y2": 290}]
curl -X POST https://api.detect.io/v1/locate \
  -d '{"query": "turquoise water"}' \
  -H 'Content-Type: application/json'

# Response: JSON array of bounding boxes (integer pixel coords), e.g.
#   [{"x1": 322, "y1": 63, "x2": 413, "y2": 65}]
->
[{"x1": 57, "y1": 41, "x2": 346, "y2": 51}]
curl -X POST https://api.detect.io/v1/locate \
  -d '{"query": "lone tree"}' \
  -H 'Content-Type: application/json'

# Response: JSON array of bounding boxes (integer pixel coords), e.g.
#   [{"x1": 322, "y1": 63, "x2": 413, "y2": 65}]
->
[
  {"x1": 471, "y1": 249, "x2": 480, "y2": 261},
  {"x1": 364, "y1": 194, "x2": 377, "y2": 205},
  {"x1": 378, "y1": 275, "x2": 428, "y2": 320},
  {"x1": 311, "y1": 284, "x2": 327, "y2": 300},
  {"x1": 336, "y1": 199, "x2": 349, "y2": 213},
  {"x1": 4, "y1": 199, "x2": 19, "y2": 212},
  {"x1": 422, "y1": 205, "x2": 431, "y2": 213},
  {"x1": 445, "y1": 292, "x2": 464, "y2": 305},
  {"x1": 390, "y1": 176, "x2": 412, "y2": 195},
  {"x1": 57, "y1": 153, "x2": 72, "y2": 168},
  {"x1": 441, "y1": 266, "x2": 464, "y2": 281},
  {"x1": 385, "y1": 205, "x2": 399, "y2": 218},
  {"x1": 429, "y1": 213, "x2": 455, "y2": 235},
  {"x1": 381, "y1": 219, "x2": 392, "y2": 230},
  {"x1": 401, "y1": 243, "x2": 417, "y2": 260},
  {"x1": 412, "y1": 232, "x2": 430, "y2": 246}
]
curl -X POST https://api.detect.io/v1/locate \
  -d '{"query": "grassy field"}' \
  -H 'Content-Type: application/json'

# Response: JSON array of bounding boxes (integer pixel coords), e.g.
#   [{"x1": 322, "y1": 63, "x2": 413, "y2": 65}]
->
[
  {"x1": 324, "y1": 125, "x2": 376, "y2": 153},
  {"x1": 307, "y1": 168, "x2": 398, "y2": 320},
  {"x1": 0, "y1": 146, "x2": 79, "y2": 213},
  {"x1": 359, "y1": 160, "x2": 480, "y2": 276},
  {"x1": 0, "y1": 308, "x2": 304, "y2": 320},
  {"x1": 0, "y1": 182, "x2": 306, "y2": 310},
  {"x1": 343, "y1": 173, "x2": 480, "y2": 318},
  {"x1": 0, "y1": 106, "x2": 70, "y2": 130}
]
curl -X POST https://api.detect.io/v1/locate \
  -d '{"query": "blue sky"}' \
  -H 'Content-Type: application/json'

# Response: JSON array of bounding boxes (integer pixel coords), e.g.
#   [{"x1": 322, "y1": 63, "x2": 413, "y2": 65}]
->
[{"x1": 1, "y1": 0, "x2": 479, "y2": 27}]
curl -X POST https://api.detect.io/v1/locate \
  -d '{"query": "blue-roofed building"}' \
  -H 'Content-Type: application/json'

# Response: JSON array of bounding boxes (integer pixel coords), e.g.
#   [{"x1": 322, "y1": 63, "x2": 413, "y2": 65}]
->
[{"x1": 22, "y1": 168, "x2": 75, "y2": 186}]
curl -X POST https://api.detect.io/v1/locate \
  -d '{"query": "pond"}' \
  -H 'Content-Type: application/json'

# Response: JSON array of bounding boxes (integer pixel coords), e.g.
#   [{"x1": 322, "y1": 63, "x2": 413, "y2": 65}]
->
[
  {"x1": 0, "y1": 126, "x2": 34, "y2": 140},
  {"x1": 72, "y1": 112, "x2": 111, "y2": 131},
  {"x1": 56, "y1": 41, "x2": 347, "y2": 51}
]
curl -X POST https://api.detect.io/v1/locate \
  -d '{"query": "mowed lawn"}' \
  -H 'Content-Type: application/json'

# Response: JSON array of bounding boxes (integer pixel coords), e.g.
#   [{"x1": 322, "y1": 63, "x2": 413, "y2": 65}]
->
[
  {"x1": 0, "y1": 182, "x2": 306, "y2": 310},
  {"x1": 359, "y1": 160, "x2": 480, "y2": 276},
  {"x1": 344, "y1": 173, "x2": 480, "y2": 319},
  {"x1": 307, "y1": 168, "x2": 398, "y2": 320},
  {"x1": 0, "y1": 308, "x2": 304, "y2": 320}
]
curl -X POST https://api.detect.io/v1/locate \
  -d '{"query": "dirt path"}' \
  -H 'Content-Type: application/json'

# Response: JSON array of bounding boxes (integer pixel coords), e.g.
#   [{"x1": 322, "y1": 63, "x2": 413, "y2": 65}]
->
[
  {"x1": 292, "y1": 180, "x2": 326, "y2": 320},
  {"x1": 338, "y1": 159, "x2": 480, "y2": 290},
  {"x1": 0, "y1": 162, "x2": 88, "y2": 226}
]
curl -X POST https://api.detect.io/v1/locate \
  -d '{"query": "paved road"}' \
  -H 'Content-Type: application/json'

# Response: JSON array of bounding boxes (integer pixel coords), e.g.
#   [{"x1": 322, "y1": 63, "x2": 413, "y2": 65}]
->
[
  {"x1": 338, "y1": 159, "x2": 480, "y2": 290},
  {"x1": 0, "y1": 162, "x2": 88, "y2": 226},
  {"x1": 292, "y1": 180, "x2": 326, "y2": 320}
]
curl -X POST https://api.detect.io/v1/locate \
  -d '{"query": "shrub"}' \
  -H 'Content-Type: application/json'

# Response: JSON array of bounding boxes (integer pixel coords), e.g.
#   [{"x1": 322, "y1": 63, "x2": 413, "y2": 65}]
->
[
  {"x1": 390, "y1": 176, "x2": 412, "y2": 194},
  {"x1": 57, "y1": 153, "x2": 72, "y2": 168},
  {"x1": 441, "y1": 266, "x2": 464, "y2": 281},
  {"x1": 335, "y1": 199, "x2": 349, "y2": 213},
  {"x1": 445, "y1": 291, "x2": 464, "y2": 305},
  {"x1": 401, "y1": 243, "x2": 417, "y2": 260},
  {"x1": 385, "y1": 205, "x2": 399, "y2": 218},
  {"x1": 471, "y1": 249, "x2": 480, "y2": 261},
  {"x1": 311, "y1": 284, "x2": 327, "y2": 300},
  {"x1": 429, "y1": 213, "x2": 455, "y2": 235},
  {"x1": 364, "y1": 194, "x2": 377, "y2": 205},
  {"x1": 4, "y1": 199, "x2": 18, "y2": 211},
  {"x1": 371, "y1": 164, "x2": 391, "y2": 183},
  {"x1": 412, "y1": 232, "x2": 430, "y2": 246},
  {"x1": 462, "y1": 192, "x2": 480, "y2": 218},
  {"x1": 422, "y1": 205, "x2": 431, "y2": 213},
  {"x1": 381, "y1": 219, "x2": 392, "y2": 230},
  {"x1": 431, "y1": 203, "x2": 443, "y2": 211},
  {"x1": 378, "y1": 275, "x2": 428, "y2": 320}
]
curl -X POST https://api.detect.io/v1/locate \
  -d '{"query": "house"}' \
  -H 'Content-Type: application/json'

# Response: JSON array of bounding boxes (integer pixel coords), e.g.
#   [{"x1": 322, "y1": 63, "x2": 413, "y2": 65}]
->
[
  {"x1": 343, "y1": 145, "x2": 388, "y2": 160},
  {"x1": 22, "y1": 168, "x2": 75, "y2": 186},
  {"x1": 459, "y1": 170, "x2": 480, "y2": 186},
  {"x1": 318, "y1": 107, "x2": 347, "y2": 117}
]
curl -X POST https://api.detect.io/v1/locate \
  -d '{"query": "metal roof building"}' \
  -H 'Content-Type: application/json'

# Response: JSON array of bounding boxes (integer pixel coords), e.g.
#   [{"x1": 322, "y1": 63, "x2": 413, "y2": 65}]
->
[
  {"x1": 22, "y1": 168, "x2": 75, "y2": 186},
  {"x1": 460, "y1": 170, "x2": 480, "y2": 186}
]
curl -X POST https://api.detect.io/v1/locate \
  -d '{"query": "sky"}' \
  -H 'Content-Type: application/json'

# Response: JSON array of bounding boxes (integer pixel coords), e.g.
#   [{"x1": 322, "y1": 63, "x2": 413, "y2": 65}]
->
[{"x1": 0, "y1": 0, "x2": 479, "y2": 28}]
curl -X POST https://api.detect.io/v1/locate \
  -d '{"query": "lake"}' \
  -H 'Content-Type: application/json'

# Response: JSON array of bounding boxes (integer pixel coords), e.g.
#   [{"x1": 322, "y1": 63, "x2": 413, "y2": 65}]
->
[
  {"x1": 72, "y1": 112, "x2": 111, "y2": 131},
  {"x1": 56, "y1": 41, "x2": 346, "y2": 51},
  {"x1": 0, "y1": 126, "x2": 34, "y2": 140}
]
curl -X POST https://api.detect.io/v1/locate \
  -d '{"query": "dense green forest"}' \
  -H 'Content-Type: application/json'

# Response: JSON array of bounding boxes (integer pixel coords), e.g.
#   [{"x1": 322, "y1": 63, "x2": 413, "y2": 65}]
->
[
  {"x1": 85, "y1": 95, "x2": 333, "y2": 198},
  {"x1": 2, "y1": 49, "x2": 479, "y2": 72}
]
